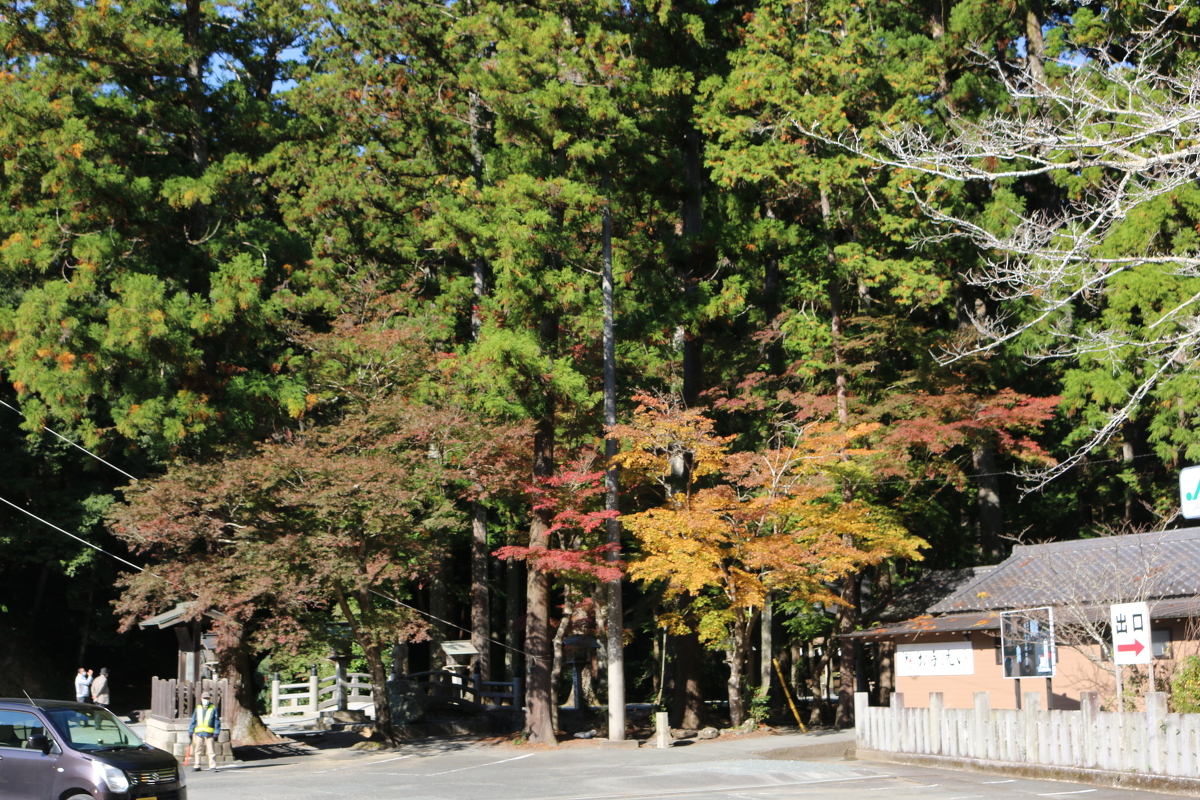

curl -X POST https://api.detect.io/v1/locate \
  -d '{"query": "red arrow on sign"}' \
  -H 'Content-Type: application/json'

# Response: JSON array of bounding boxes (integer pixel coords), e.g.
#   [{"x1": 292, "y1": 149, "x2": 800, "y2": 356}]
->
[{"x1": 1118, "y1": 639, "x2": 1145, "y2": 656}]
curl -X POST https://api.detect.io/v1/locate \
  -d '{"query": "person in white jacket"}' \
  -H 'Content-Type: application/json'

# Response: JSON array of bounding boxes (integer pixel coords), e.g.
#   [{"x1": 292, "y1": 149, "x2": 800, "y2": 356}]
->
[{"x1": 74, "y1": 668, "x2": 92, "y2": 704}]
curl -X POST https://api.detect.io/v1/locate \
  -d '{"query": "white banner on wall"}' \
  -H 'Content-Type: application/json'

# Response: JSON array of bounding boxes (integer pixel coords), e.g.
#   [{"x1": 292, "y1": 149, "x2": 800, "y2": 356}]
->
[{"x1": 896, "y1": 640, "x2": 975, "y2": 676}]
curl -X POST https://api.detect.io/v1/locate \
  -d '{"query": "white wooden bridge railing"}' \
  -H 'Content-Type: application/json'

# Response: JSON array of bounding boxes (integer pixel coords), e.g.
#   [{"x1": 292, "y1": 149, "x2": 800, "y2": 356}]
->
[{"x1": 270, "y1": 666, "x2": 372, "y2": 717}]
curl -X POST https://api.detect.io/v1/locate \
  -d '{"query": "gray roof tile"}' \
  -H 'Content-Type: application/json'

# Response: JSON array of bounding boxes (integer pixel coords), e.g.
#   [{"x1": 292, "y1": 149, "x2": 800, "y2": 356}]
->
[{"x1": 929, "y1": 527, "x2": 1200, "y2": 614}]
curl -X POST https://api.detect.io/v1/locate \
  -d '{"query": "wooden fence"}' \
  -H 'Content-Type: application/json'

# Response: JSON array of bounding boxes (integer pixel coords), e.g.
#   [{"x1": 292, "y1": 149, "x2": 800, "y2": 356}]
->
[
  {"x1": 855, "y1": 690, "x2": 1200, "y2": 778},
  {"x1": 149, "y1": 677, "x2": 231, "y2": 723}
]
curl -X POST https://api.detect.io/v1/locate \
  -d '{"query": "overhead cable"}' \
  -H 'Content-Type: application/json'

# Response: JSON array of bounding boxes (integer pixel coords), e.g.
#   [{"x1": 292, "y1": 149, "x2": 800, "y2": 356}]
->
[{"x1": 0, "y1": 398, "x2": 139, "y2": 483}]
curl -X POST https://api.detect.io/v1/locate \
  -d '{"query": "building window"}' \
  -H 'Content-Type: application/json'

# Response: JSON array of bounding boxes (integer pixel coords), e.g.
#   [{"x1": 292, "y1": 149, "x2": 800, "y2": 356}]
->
[{"x1": 1152, "y1": 628, "x2": 1172, "y2": 659}]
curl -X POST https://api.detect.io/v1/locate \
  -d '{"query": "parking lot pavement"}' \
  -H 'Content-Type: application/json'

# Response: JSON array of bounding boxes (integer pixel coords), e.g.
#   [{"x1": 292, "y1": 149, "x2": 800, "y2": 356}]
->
[{"x1": 184, "y1": 733, "x2": 1198, "y2": 800}]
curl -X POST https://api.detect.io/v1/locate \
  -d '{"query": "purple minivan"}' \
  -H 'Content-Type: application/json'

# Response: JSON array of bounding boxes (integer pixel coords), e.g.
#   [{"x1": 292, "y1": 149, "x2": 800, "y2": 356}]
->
[{"x1": 0, "y1": 698, "x2": 186, "y2": 800}]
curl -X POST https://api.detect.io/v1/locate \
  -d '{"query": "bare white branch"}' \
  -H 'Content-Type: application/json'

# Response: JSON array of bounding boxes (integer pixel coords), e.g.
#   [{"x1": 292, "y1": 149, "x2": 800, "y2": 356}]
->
[{"x1": 794, "y1": 8, "x2": 1200, "y2": 484}]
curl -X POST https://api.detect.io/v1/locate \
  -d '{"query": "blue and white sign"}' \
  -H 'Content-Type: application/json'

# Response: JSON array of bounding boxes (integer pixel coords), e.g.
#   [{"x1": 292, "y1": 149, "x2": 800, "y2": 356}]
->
[{"x1": 1181, "y1": 465, "x2": 1200, "y2": 519}]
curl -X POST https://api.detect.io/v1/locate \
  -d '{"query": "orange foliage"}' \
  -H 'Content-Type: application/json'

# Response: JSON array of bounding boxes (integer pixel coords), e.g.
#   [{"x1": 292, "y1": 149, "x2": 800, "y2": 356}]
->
[{"x1": 612, "y1": 395, "x2": 925, "y2": 635}]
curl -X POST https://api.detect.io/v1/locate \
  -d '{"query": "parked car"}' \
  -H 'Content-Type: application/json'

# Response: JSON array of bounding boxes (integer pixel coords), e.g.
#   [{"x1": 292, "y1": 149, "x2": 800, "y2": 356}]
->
[{"x1": 0, "y1": 698, "x2": 186, "y2": 800}]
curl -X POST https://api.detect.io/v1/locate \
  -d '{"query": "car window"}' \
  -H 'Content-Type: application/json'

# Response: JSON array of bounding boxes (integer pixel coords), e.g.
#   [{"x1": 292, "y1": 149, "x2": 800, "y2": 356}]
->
[
  {"x1": 0, "y1": 710, "x2": 47, "y2": 749},
  {"x1": 43, "y1": 706, "x2": 141, "y2": 751}
]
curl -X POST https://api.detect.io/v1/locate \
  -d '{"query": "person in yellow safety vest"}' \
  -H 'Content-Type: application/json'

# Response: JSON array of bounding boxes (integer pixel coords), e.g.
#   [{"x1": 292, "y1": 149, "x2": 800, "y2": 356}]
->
[{"x1": 188, "y1": 691, "x2": 221, "y2": 772}]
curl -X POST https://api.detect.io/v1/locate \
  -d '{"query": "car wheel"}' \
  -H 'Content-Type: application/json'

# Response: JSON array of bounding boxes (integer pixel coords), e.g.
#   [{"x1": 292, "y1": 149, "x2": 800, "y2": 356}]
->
[{"x1": 65, "y1": 794, "x2": 94, "y2": 800}]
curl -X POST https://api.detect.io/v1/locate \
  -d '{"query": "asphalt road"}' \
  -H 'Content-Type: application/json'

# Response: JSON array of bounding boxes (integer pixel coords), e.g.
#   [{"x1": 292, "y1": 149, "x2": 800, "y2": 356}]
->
[{"x1": 183, "y1": 732, "x2": 1196, "y2": 800}]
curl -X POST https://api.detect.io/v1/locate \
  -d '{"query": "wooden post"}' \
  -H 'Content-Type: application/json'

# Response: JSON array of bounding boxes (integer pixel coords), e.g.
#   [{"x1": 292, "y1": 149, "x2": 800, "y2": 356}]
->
[
  {"x1": 1146, "y1": 691, "x2": 1166, "y2": 775},
  {"x1": 308, "y1": 665, "x2": 319, "y2": 713},
  {"x1": 929, "y1": 692, "x2": 943, "y2": 755},
  {"x1": 270, "y1": 673, "x2": 280, "y2": 716},
  {"x1": 1080, "y1": 691, "x2": 1099, "y2": 769},
  {"x1": 853, "y1": 692, "x2": 869, "y2": 750},
  {"x1": 972, "y1": 691, "x2": 989, "y2": 761},
  {"x1": 774, "y1": 658, "x2": 807, "y2": 732}
]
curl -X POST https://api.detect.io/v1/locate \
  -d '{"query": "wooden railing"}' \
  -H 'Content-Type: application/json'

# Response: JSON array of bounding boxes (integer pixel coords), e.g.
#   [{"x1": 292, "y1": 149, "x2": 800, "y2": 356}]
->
[
  {"x1": 270, "y1": 666, "x2": 372, "y2": 717},
  {"x1": 149, "y1": 677, "x2": 230, "y2": 723},
  {"x1": 268, "y1": 663, "x2": 524, "y2": 717},
  {"x1": 403, "y1": 665, "x2": 523, "y2": 710}
]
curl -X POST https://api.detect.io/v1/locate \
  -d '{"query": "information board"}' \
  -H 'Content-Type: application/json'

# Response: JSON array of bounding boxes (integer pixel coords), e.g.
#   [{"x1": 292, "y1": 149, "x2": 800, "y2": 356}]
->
[{"x1": 1000, "y1": 607, "x2": 1056, "y2": 678}]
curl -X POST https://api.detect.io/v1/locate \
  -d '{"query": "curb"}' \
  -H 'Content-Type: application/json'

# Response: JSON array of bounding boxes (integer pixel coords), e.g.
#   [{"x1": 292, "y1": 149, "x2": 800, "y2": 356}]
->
[{"x1": 856, "y1": 749, "x2": 1200, "y2": 797}]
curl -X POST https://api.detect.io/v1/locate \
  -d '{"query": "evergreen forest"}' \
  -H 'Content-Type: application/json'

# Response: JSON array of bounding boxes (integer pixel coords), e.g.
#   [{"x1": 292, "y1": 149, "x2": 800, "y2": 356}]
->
[{"x1": 4, "y1": 0, "x2": 1200, "y2": 744}]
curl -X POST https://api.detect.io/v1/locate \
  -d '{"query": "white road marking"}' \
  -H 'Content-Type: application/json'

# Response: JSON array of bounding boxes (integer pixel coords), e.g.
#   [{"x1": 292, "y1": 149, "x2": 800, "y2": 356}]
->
[
  {"x1": 1036, "y1": 791, "x2": 1096, "y2": 797},
  {"x1": 312, "y1": 754, "x2": 414, "y2": 773},
  {"x1": 981, "y1": 780, "x2": 1015, "y2": 784},
  {"x1": 425, "y1": 752, "x2": 535, "y2": 775}
]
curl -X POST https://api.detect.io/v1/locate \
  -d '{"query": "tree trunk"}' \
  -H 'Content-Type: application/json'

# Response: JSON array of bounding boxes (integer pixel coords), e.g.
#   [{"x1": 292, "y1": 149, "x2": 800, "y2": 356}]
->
[
  {"x1": 877, "y1": 642, "x2": 895, "y2": 707},
  {"x1": 469, "y1": 89, "x2": 487, "y2": 341},
  {"x1": 834, "y1": 576, "x2": 860, "y2": 728},
  {"x1": 808, "y1": 639, "x2": 832, "y2": 725},
  {"x1": 336, "y1": 587, "x2": 399, "y2": 743},
  {"x1": 973, "y1": 445, "x2": 1003, "y2": 559},
  {"x1": 680, "y1": 122, "x2": 705, "y2": 406},
  {"x1": 820, "y1": 187, "x2": 849, "y2": 427},
  {"x1": 1024, "y1": 0, "x2": 1046, "y2": 85},
  {"x1": 524, "y1": 370, "x2": 558, "y2": 745},
  {"x1": 726, "y1": 607, "x2": 759, "y2": 726},
  {"x1": 471, "y1": 501, "x2": 491, "y2": 683},
  {"x1": 550, "y1": 590, "x2": 574, "y2": 732},
  {"x1": 671, "y1": 630, "x2": 705, "y2": 728},
  {"x1": 820, "y1": 185, "x2": 858, "y2": 729},
  {"x1": 429, "y1": 551, "x2": 449, "y2": 671},
  {"x1": 505, "y1": 557, "x2": 523, "y2": 680},
  {"x1": 183, "y1": 0, "x2": 209, "y2": 242},
  {"x1": 1123, "y1": 420, "x2": 1152, "y2": 526},
  {"x1": 221, "y1": 627, "x2": 284, "y2": 746},
  {"x1": 760, "y1": 593, "x2": 773, "y2": 695}
]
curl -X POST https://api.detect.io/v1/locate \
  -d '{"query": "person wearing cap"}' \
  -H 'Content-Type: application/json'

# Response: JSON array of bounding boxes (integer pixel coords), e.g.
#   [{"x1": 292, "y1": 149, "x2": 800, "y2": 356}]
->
[{"x1": 187, "y1": 691, "x2": 221, "y2": 772}]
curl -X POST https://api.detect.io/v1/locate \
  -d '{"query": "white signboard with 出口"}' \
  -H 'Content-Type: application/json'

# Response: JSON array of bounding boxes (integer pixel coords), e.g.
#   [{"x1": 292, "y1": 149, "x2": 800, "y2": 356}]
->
[
  {"x1": 896, "y1": 641, "x2": 974, "y2": 676},
  {"x1": 1110, "y1": 601, "x2": 1152, "y2": 665}
]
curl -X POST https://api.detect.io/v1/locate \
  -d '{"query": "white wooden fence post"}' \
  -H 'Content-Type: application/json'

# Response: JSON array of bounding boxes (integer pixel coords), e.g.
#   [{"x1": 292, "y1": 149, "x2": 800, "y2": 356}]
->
[
  {"x1": 972, "y1": 692, "x2": 989, "y2": 760},
  {"x1": 929, "y1": 692, "x2": 943, "y2": 756},
  {"x1": 854, "y1": 692, "x2": 870, "y2": 751},
  {"x1": 889, "y1": 692, "x2": 904, "y2": 754},
  {"x1": 1023, "y1": 692, "x2": 1042, "y2": 765},
  {"x1": 1146, "y1": 691, "x2": 1167, "y2": 775},
  {"x1": 1080, "y1": 691, "x2": 1099, "y2": 769},
  {"x1": 308, "y1": 666, "x2": 320, "y2": 713}
]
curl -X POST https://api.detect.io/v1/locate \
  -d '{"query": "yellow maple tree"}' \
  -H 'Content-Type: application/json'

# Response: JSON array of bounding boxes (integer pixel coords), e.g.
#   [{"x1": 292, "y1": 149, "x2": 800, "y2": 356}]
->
[{"x1": 611, "y1": 394, "x2": 925, "y2": 725}]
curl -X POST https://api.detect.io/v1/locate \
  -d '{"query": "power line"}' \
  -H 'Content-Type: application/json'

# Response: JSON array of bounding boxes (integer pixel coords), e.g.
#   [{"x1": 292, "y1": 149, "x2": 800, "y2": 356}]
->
[
  {"x1": 0, "y1": 485, "x2": 537, "y2": 662},
  {"x1": 0, "y1": 400, "x2": 540, "y2": 660},
  {"x1": 0, "y1": 399, "x2": 138, "y2": 483},
  {"x1": 0, "y1": 492, "x2": 147, "y2": 574},
  {"x1": 370, "y1": 589, "x2": 541, "y2": 662}
]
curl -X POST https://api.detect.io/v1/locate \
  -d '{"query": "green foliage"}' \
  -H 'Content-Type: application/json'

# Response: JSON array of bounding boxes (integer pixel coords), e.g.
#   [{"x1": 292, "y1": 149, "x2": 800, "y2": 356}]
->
[{"x1": 1171, "y1": 656, "x2": 1200, "y2": 713}]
